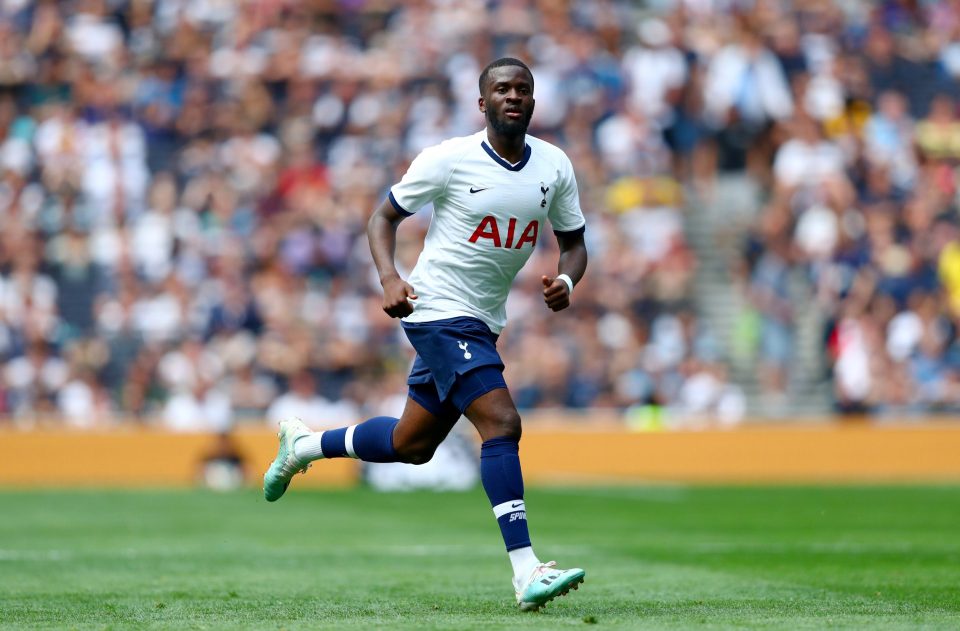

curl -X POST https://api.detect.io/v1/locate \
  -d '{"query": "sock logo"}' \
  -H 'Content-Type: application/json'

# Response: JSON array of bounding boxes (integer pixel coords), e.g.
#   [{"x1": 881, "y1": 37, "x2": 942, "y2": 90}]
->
[
  {"x1": 492, "y1": 499, "x2": 528, "y2": 521},
  {"x1": 458, "y1": 341, "x2": 472, "y2": 359}
]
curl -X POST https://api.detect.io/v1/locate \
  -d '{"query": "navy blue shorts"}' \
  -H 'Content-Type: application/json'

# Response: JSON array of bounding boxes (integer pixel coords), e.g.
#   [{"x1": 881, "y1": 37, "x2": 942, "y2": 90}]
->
[{"x1": 401, "y1": 317, "x2": 507, "y2": 418}]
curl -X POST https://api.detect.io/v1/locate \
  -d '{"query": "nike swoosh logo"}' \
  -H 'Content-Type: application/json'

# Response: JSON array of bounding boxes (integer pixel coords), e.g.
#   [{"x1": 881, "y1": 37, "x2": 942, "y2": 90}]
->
[
  {"x1": 469, "y1": 187, "x2": 489, "y2": 194},
  {"x1": 511, "y1": 502, "x2": 523, "y2": 508}
]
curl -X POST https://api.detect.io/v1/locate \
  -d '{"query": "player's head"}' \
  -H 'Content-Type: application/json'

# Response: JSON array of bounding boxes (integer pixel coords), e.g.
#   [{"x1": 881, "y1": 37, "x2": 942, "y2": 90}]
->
[
  {"x1": 478, "y1": 57, "x2": 535, "y2": 137},
  {"x1": 478, "y1": 57, "x2": 533, "y2": 95}
]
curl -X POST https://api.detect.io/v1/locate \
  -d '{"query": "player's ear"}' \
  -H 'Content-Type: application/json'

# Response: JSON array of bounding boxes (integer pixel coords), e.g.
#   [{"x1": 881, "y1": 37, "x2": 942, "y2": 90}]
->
[{"x1": 478, "y1": 96, "x2": 485, "y2": 113}]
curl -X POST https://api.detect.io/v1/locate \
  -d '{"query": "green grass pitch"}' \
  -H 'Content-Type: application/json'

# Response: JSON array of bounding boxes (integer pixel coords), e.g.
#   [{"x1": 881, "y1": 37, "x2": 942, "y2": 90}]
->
[{"x1": 1, "y1": 485, "x2": 959, "y2": 630}]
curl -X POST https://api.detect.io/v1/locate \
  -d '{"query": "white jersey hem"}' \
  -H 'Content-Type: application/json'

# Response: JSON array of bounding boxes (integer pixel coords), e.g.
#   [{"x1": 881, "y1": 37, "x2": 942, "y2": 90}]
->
[{"x1": 402, "y1": 310, "x2": 502, "y2": 334}]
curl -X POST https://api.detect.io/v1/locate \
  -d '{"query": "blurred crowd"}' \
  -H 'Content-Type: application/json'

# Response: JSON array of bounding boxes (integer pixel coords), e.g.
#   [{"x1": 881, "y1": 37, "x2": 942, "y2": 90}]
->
[
  {"x1": 726, "y1": 0, "x2": 960, "y2": 415},
  {"x1": 0, "y1": 0, "x2": 956, "y2": 429}
]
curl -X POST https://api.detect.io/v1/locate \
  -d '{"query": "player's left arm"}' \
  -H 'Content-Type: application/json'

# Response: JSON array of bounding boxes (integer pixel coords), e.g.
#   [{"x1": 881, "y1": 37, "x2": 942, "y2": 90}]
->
[
  {"x1": 543, "y1": 154, "x2": 587, "y2": 312},
  {"x1": 542, "y1": 229, "x2": 587, "y2": 312}
]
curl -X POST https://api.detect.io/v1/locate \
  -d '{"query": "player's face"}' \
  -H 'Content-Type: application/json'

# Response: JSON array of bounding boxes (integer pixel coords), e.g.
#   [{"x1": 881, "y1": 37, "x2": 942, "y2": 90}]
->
[{"x1": 480, "y1": 66, "x2": 535, "y2": 137}]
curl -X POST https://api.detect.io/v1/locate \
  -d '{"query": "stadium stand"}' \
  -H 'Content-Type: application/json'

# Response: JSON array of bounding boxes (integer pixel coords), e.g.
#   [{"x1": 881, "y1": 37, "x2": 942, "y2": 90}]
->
[{"x1": 0, "y1": 0, "x2": 959, "y2": 427}]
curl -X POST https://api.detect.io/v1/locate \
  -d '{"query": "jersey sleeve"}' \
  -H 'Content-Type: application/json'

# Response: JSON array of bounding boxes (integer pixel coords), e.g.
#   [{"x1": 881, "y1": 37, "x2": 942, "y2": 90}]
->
[
  {"x1": 388, "y1": 146, "x2": 449, "y2": 216},
  {"x1": 548, "y1": 154, "x2": 586, "y2": 234}
]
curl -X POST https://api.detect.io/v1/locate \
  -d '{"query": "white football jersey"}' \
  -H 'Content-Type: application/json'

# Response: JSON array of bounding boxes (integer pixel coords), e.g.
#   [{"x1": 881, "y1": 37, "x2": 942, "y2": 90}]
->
[{"x1": 389, "y1": 130, "x2": 585, "y2": 333}]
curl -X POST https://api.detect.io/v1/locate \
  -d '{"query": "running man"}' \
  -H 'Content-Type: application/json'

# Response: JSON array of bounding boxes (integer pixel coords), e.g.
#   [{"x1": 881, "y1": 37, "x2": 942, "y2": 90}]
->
[{"x1": 264, "y1": 57, "x2": 588, "y2": 611}]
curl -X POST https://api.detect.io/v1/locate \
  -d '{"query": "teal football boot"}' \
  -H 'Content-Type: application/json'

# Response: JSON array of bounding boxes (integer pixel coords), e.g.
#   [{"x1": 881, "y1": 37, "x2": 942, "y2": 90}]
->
[
  {"x1": 263, "y1": 418, "x2": 312, "y2": 502},
  {"x1": 514, "y1": 561, "x2": 585, "y2": 611}
]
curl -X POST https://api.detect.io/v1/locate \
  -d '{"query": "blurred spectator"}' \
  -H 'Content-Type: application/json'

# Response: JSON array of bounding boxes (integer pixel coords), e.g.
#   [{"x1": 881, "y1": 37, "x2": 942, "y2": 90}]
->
[
  {"x1": 772, "y1": 113, "x2": 846, "y2": 194},
  {"x1": 265, "y1": 370, "x2": 358, "y2": 430},
  {"x1": 163, "y1": 379, "x2": 232, "y2": 433},
  {"x1": 197, "y1": 432, "x2": 248, "y2": 491},
  {"x1": 674, "y1": 360, "x2": 746, "y2": 427},
  {"x1": 57, "y1": 367, "x2": 114, "y2": 428},
  {"x1": 622, "y1": 18, "x2": 687, "y2": 129},
  {"x1": 704, "y1": 18, "x2": 793, "y2": 177},
  {"x1": 4, "y1": 340, "x2": 67, "y2": 418},
  {"x1": 863, "y1": 91, "x2": 915, "y2": 188}
]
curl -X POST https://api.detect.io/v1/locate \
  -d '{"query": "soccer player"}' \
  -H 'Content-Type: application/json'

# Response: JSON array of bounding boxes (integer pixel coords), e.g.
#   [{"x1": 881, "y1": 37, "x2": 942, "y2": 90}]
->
[{"x1": 264, "y1": 58, "x2": 588, "y2": 611}]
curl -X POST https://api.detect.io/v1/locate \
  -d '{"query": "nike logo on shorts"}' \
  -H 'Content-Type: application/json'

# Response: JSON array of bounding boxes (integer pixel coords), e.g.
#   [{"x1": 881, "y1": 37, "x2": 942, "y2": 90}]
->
[{"x1": 469, "y1": 186, "x2": 489, "y2": 194}]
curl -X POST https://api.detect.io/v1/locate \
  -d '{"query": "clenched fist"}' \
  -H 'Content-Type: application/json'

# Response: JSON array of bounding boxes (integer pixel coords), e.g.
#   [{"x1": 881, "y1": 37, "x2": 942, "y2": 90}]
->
[
  {"x1": 542, "y1": 275, "x2": 570, "y2": 312},
  {"x1": 381, "y1": 276, "x2": 417, "y2": 318}
]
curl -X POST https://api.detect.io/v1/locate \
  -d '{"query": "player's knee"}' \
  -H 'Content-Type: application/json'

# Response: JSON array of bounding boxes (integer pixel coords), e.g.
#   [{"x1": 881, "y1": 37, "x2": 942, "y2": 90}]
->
[
  {"x1": 393, "y1": 436, "x2": 439, "y2": 465},
  {"x1": 489, "y1": 409, "x2": 522, "y2": 442},
  {"x1": 405, "y1": 448, "x2": 436, "y2": 465},
  {"x1": 398, "y1": 445, "x2": 436, "y2": 465}
]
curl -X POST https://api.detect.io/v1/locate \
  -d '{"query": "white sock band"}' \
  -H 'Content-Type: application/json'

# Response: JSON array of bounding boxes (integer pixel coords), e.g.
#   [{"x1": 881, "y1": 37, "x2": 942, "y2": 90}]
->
[{"x1": 344, "y1": 425, "x2": 358, "y2": 459}]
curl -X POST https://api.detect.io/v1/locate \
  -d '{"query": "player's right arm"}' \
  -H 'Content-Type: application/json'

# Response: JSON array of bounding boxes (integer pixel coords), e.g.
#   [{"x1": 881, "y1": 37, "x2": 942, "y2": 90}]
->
[
  {"x1": 368, "y1": 199, "x2": 418, "y2": 318},
  {"x1": 370, "y1": 141, "x2": 455, "y2": 318}
]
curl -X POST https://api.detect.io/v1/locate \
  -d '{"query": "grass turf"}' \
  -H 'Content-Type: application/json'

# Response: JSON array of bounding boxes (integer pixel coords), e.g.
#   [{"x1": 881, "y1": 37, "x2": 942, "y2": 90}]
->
[{"x1": 0, "y1": 485, "x2": 958, "y2": 630}]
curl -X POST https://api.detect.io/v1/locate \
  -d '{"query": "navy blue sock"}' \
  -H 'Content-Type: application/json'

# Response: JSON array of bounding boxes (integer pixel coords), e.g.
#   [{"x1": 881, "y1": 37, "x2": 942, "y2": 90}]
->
[
  {"x1": 320, "y1": 416, "x2": 399, "y2": 462},
  {"x1": 480, "y1": 436, "x2": 531, "y2": 551}
]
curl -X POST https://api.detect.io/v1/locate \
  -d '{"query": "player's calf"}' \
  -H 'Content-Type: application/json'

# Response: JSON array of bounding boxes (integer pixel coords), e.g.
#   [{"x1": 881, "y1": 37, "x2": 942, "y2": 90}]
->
[
  {"x1": 263, "y1": 416, "x2": 402, "y2": 503},
  {"x1": 294, "y1": 416, "x2": 401, "y2": 463}
]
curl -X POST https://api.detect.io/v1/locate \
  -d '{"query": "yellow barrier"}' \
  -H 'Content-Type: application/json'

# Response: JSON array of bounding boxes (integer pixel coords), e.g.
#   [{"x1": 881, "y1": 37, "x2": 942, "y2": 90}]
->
[
  {"x1": 520, "y1": 422, "x2": 960, "y2": 484},
  {"x1": 1, "y1": 422, "x2": 959, "y2": 486},
  {"x1": 0, "y1": 428, "x2": 358, "y2": 487}
]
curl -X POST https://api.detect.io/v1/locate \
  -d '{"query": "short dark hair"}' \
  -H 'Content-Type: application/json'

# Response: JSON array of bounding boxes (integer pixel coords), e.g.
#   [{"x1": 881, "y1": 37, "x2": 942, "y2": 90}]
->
[{"x1": 478, "y1": 57, "x2": 533, "y2": 94}]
